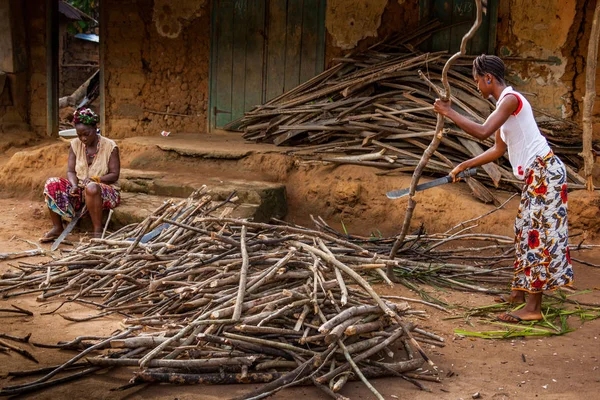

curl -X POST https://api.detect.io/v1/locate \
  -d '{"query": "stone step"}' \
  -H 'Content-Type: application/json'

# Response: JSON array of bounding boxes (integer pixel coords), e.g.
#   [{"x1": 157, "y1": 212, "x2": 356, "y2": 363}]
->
[
  {"x1": 122, "y1": 134, "x2": 293, "y2": 160},
  {"x1": 110, "y1": 192, "x2": 261, "y2": 227},
  {"x1": 115, "y1": 169, "x2": 287, "y2": 224}
]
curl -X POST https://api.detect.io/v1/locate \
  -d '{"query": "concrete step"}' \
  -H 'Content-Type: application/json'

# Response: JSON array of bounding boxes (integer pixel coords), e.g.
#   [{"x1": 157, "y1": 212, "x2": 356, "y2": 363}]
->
[
  {"x1": 111, "y1": 192, "x2": 261, "y2": 226},
  {"x1": 115, "y1": 169, "x2": 287, "y2": 223}
]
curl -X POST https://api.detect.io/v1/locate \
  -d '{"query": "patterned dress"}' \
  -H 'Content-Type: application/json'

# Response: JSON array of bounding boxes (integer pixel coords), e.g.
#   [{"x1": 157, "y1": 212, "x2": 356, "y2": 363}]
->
[
  {"x1": 512, "y1": 152, "x2": 573, "y2": 293},
  {"x1": 44, "y1": 177, "x2": 120, "y2": 219}
]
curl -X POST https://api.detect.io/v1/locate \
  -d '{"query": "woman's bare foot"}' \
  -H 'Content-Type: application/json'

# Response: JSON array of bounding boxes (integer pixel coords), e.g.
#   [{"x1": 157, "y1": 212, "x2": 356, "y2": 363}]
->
[
  {"x1": 494, "y1": 290, "x2": 525, "y2": 304},
  {"x1": 497, "y1": 309, "x2": 543, "y2": 323},
  {"x1": 497, "y1": 292, "x2": 543, "y2": 323},
  {"x1": 92, "y1": 230, "x2": 103, "y2": 239},
  {"x1": 39, "y1": 227, "x2": 64, "y2": 243}
]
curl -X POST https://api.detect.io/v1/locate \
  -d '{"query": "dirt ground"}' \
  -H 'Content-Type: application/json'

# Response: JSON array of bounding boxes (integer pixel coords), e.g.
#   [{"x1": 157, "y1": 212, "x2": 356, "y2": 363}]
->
[
  {"x1": 1, "y1": 199, "x2": 599, "y2": 400},
  {"x1": 1, "y1": 133, "x2": 600, "y2": 399}
]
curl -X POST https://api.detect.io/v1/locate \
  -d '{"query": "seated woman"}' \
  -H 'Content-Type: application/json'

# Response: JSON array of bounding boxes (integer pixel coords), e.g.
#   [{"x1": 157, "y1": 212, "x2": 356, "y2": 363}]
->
[{"x1": 42, "y1": 108, "x2": 120, "y2": 241}]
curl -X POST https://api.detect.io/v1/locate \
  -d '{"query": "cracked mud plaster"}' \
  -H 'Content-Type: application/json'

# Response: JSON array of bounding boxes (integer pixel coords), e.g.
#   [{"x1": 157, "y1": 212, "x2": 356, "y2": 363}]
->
[
  {"x1": 326, "y1": 0, "x2": 388, "y2": 50},
  {"x1": 497, "y1": 0, "x2": 576, "y2": 116}
]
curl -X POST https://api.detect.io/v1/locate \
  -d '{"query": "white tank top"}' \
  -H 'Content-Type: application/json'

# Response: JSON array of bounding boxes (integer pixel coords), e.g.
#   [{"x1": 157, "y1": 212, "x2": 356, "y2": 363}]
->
[{"x1": 497, "y1": 86, "x2": 551, "y2": 180}]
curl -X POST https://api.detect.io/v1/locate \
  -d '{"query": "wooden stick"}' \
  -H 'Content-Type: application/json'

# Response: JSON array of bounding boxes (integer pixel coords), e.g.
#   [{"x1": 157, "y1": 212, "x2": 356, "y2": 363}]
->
[
  {"x1": 338, "y1": 340, "x2": 384, "y2": 400},
  {"x1": 1, "y1": 327, "x2": 141, "y2": 391},
  {"x1": 0, "y1": 305, "x2": 34, "y2": 316},
  {"x1": 0, "y1": 332, "x2": 32, "y2": 343},
  {"x1": 132, "y1": 370, "x2": 284, "y2": 386},
  {"x1": 0, "y1": 339, "x2": 38, "y2": 363},
  {"x1": 232, "y1": 226, "x2": 249, "y2": 321},
  {"x1": 87, "y1": 356, "x2": 258, "y2": 368}
]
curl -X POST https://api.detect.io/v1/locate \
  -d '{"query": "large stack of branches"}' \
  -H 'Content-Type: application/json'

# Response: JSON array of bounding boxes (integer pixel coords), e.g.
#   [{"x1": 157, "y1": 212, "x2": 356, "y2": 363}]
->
[
  {"x1": 0, "y1": 189, "x2": 520, "y2": 398},
  {"x1": 227, "y1": 22, "x2": 587, "y2": 197}
]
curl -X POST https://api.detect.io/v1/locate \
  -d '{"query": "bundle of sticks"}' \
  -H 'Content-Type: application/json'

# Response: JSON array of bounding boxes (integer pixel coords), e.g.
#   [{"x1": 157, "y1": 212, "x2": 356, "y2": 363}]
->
[
  {"x1": 226, "y1": 22, "x2": 587, "y2": 197},
  {"x1": 0, "y1": 188, "x2": 523, "y2": 398}
]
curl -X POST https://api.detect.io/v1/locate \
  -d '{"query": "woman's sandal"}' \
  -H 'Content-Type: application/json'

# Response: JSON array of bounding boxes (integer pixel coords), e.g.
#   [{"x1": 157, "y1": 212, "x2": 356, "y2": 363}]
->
[
  {"x1": 496, "y1": 312, "x2": 523, "y2": 323},
  {"x1": 496, "y1": 312, "x2": 542, "y2": 323}
]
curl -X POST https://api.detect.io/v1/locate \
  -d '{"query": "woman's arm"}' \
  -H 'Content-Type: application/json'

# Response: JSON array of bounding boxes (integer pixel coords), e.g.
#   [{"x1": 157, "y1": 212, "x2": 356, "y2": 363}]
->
[
  {"x1": 450, "y1": 130, "x2": 507, "y2": 181},
  {"x1": 99, "y1": 147, "x2": 120, "y2": 185},
  {"x1": 434, "y1": 95, "x2": 519, "y2": 140},
  {"x1": 67, "y1": 148, "x2": 78, "y2": 187}
]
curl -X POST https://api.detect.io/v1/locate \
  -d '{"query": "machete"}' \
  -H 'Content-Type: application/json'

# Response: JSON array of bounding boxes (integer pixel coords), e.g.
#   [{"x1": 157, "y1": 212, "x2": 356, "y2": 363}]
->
[
  {"x1": 51, "y1": 205, "x2": 87, "y2": 251},
  {"x1": 386, "y1": 168, "x2": 478, "y2": 199}
]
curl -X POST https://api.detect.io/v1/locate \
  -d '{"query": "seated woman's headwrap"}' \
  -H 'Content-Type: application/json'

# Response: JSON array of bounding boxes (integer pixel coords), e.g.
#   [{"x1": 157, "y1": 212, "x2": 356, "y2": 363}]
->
[{"x1": 73, "y1": 108, "x2": 100, "y2": 126}]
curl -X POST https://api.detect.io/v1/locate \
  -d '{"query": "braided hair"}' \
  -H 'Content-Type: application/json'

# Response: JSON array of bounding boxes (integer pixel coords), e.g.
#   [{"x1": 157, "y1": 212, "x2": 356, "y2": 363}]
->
[{"x1": 473, "y1": 54, "x2": 506, "y2": 85}]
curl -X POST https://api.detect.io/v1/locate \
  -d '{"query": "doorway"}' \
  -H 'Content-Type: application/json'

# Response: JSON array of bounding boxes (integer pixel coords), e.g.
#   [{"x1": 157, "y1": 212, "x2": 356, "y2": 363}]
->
[
  {"x1": 419, "y1": 0, "x2": 499, "y2": 55},
  {"x1": 50, "y1": 0, "x2": 102, "y2": 137},
  {"x1": 209, "y1": 0, "x2": 326, "y2": 130}
]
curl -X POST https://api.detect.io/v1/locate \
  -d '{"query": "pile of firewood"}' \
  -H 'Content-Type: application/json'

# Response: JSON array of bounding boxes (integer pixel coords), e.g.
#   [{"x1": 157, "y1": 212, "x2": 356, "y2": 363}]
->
[
  {"x1": 0, "y1": 189, "x2": 521, "y2": 398},
  {"x1": 226, "y1": 22, "x2": 587, "y2": 197}
]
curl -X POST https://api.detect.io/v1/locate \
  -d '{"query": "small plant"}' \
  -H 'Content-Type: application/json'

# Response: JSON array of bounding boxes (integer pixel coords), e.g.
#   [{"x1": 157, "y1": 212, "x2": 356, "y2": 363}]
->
[{"x1": 340, "y1": 219, "x2": 349, "y2": 236}]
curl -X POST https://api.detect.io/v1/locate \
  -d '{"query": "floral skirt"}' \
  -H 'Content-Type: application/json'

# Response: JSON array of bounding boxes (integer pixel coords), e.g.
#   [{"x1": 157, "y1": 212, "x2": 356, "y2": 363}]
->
[
  {"x1": 512, "y1": 152, "x2": 573, "y2": 293},
  {"x1": 44, "y1": 177, "x2": 120, "y2": 219}
]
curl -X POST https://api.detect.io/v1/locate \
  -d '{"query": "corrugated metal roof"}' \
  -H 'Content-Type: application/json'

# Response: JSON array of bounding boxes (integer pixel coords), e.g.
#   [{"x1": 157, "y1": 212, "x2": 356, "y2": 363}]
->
[
  {"x1": 74, "y1": 33, "x2": 99, "y2": 43},
  {"x1": 59, "y1": 1, "x2": 97, "y2": 24}
]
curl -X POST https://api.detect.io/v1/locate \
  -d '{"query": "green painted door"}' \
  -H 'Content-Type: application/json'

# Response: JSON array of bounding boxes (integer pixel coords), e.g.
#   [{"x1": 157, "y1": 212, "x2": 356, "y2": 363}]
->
[
  {"x1": 210, "y1": 0, "x2": 326, "y2": 130},
  {"x1": 419, "y1": 0, "x2": 498, "y2": 55}
]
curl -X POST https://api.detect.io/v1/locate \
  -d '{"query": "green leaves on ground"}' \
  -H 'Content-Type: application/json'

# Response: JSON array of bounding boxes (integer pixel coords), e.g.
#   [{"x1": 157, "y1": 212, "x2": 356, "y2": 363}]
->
[{"x1": 454, "y1": 292, "x2": 600, "y2": 339}]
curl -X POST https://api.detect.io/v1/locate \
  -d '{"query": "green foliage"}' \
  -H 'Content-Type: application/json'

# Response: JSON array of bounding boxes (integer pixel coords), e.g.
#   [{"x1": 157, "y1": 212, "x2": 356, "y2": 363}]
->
[
  {"x1": 454, "y1": 292, "x2": 600, "y2": 340},
  {"x1": 340, "y1": 219, "x2": 348, "y2": 236},
  {"x1": 66, "y1": 0, "x2": 98, "y2": 19},
  {"x1": 65, "y1": 0, "x2": 99, "y2": 35}
]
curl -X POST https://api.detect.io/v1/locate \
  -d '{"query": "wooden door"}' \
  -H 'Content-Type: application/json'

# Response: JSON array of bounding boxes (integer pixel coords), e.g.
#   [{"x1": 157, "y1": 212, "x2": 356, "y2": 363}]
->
[
  {"x1": 419, "y1": 0, "x2": 498, "y2": 55},
  {"x1": 209, "y1": 0, "x2": 326, "y2": 129}
]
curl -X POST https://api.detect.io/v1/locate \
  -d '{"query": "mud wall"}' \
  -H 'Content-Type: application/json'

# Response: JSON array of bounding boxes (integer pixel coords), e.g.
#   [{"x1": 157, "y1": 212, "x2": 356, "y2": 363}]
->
[
  {"x1": 496, "y1": 0, "x2": 577, "y2": 118},
  {"x1": 5, "y1": 0, "x2": 599, "y2": 140},
  {"x1": 104, "y1": 0, "x2": 210, "y2": 138},
  {"x1": 561, "y1": 0, "x2": 600, "y2": 139},
  {"x1": 324, "y1": 0, "x2": 420, "y2": 66},
  {"x1": 103, "y1": 0, "x2": 416, "y2": 137},
  {"x1": 0, "y1": 0, "x2": 32, "y2": 133},
  {"x1": 496, "y1": 0, "x2": 599, "y2": 139},
  {"x1": 25, "y1": 1, "x2": 48, "y2": 134}
]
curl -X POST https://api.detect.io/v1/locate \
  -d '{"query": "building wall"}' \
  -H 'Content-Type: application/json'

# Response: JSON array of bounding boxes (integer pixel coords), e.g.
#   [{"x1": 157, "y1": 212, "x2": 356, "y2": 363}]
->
[
  {"x1": 26, "y1": 1, "x2": 48, "y2": 134},
  {"x1": 2, "y1": 0, "x2": 598, "y2": 140},
  {"x1": 324, "y1": 0, "x2": 420, "y2": 65},
  {"x1": 0, "y1": 0, "x2": 31, "y2": 133},
  {"x1": 103, "y1": 0, "x2": 419, "y2": 138},
  {"x1": 496, "y1": 0, "x2": 599, "y2": 140},
  {"x1": 496, "y1": 1, "x2": 576, "y2": 117},
  {"x1": 104, "y1": 0, "x2": 210, "y2": 138}
]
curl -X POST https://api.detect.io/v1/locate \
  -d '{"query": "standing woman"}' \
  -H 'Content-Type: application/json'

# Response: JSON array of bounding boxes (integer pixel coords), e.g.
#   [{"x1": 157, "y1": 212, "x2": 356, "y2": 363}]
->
[
  {"x1": 433, "y1": 55, "x2": 573, "y2": 322},
  {"x1": 41, "y1": 108, "x2": 120, "y2": 240}
]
